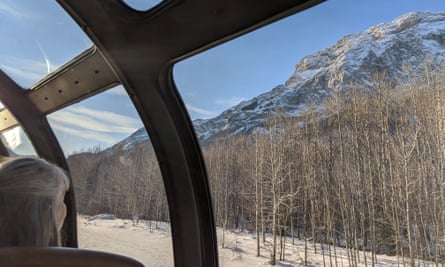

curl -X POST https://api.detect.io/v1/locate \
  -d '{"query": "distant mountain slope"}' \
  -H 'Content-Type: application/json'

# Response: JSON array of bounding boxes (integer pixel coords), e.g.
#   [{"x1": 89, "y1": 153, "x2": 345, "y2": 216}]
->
[
  {"x1": 68, "y1": 11, "x2": 445, "y2": 214},
  {"x1": 96, "y1": 11, "x2": 445, "y2": 150},
  {"x1": 194, "y1": 11, "x2": 445, "y2": 142}
]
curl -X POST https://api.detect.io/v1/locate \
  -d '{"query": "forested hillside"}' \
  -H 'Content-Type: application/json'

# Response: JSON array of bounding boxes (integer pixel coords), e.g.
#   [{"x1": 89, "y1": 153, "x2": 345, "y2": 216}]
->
[
  {"x1": 68, "y1": 71, "x2": 445, "y2": 266},
  {"x1": 68, "y1": 143, "x2": 169, "y2": 223},
  {"x1": 203, "y1": 73, "x2": 445, "y2": 266},
  {"x1": 67, "y1": 11, "x2": 445, "y2": 266}
]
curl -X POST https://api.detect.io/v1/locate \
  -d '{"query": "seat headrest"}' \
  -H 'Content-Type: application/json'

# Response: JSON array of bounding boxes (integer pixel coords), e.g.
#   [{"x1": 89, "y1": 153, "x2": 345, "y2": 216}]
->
[{"x1": 0, "y1": 247, "x2": 145, "y2": 267}]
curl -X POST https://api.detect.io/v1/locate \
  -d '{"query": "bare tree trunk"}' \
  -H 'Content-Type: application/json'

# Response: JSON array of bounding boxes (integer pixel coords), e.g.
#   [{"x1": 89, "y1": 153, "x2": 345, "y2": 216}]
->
[{"x1": 255, "y1": 135, "x2": 262, "y2": 257}]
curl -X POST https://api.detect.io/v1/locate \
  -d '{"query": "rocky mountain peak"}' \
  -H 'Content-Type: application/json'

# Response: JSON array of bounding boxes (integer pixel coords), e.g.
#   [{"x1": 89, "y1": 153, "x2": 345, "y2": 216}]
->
[
  {"x1": 286, "y1": 12, "x2": 445, "y2": 92},
  {"x1": 192, "y1": 11, "x2": 445, "y2": 142},
  {"x1": 109, "y1": 11, "x2": 445, "y2": 149}
]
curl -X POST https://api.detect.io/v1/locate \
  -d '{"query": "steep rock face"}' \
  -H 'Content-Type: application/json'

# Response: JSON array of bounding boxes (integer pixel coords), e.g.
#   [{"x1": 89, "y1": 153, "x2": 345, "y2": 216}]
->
[
  {"x1": 98, "y1": 11, "x2": 445, "y2": 148},
  {"x1": 194, "y1": 11, "x2": 445, "y2": 142},
  {"x1": 68, "y1": 13, "x2": 445, "y2": 207},
  {"x1": 287, "y1": 12, "x2": 445, "y2": 90},
  {"x1": 193, "y1": 84, "x2": 323, "y2": 142}
]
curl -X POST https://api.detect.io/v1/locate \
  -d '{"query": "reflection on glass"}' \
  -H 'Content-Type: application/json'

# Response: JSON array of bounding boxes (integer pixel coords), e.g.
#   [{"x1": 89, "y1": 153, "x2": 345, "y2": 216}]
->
[
  {"x1": 0, "y1": 1, "x2": 92, "y2": 88},
  {"x1": 0, "y1": 126, "x2": 37, "y2": 156},
  {"x1": 48, "y1": 85, "x2": 173, "y2": 266},
  {"x1": 121, "y1": 0, "x2": 165, "y2": 11}
]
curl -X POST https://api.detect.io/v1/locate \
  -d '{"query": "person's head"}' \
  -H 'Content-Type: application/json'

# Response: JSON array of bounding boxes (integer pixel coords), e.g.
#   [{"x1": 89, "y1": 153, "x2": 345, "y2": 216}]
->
[{"x1": 0, "y1": 157, "x2": 70, "y2": 247}]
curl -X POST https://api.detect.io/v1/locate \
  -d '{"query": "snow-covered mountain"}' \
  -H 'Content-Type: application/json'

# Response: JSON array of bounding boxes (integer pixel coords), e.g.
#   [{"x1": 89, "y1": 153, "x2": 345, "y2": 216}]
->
[
  {"x1": 194, "y1": 11, "x2": 445, "y2": 142},
  {"x1": 106, "y1": 127, "x2": 149, "y2": 153},
  {"x1": 112, "y1": 11, "x2": 445, "y2": 150}
]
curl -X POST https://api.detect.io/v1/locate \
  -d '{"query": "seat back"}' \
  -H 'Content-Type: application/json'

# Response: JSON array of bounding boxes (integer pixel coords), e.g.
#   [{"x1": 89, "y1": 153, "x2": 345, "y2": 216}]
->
[{"x1": 0, "y1": 247, "x2": 144, "y2": 267}]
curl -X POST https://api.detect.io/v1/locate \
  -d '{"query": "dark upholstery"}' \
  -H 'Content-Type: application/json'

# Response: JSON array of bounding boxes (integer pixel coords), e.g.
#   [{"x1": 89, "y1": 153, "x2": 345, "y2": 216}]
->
[{"x1": 0, "y1": 247, "x2": 144, "y2": 267}]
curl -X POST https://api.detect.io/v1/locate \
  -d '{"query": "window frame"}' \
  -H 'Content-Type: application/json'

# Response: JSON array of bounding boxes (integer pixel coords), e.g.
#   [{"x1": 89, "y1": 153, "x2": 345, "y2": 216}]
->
[{"x1": 0, "y1": 0, "x2": 324, "y2": 265}]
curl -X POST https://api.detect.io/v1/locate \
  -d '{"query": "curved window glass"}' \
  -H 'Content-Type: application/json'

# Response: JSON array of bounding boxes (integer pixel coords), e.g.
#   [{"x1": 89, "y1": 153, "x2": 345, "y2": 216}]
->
[
  {"x1": 0, "y1": 126, "x2": 37, "y2": 156},
  {"x1": 48, "y1": 86, "x2": 143, "y2": 155},
  {"x1": 174, "y1": 2, "x2": 445, "y2": 267},
  {"x1": 48, "y1": 85, "x2": 173, "y2": 266},
  {"x1": 0, "y1": 1, "x2": 92, "y2": 88}
]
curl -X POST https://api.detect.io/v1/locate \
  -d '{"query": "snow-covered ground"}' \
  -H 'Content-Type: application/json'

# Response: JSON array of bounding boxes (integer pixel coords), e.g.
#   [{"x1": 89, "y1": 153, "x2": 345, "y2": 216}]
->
[{"x1": 77, "y1": 215, "x2": 434, "y2": 267}]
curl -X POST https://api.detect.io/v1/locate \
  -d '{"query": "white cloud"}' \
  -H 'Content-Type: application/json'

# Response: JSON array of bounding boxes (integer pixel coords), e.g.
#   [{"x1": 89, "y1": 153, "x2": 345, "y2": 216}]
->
[
  {"x1": 48, "y1": 106, "x2": 141, "y2": 135},
  {"x1": 185, "y1": 103, "x2": 216, "y2": 118},
  {"x1": 0, "y1": 40, "x2": 62, "y2": 87},
  {"x1": 216, "y1": 97, "x2": 246, "y2": 107},
  {"x1": 48, "y1": 107, "x2": 143, "y2": 149},
  {"x1": 50, "y1": 121, "x2": 117, "y2": 145},
  {"x1": 76, "y1": 107, "x2": 140, "y2": 129},
  {"x1": 0, "y1": 56, "x2": 58, "y2": 87},
  {"x1": 1, "y1": 64, "x2": 45, "y2": 86}
]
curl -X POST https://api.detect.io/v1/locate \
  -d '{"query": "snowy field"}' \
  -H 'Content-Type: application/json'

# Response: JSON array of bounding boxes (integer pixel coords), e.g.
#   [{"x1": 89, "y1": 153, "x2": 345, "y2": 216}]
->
[{"x1": 77, "y1": 215, "x2": 435, "y2": 267}]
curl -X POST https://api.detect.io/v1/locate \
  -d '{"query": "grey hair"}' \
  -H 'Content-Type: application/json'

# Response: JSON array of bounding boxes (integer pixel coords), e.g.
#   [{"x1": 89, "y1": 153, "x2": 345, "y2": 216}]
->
[{"x1": 0, "y1": 157, "x2": 69, "y2": 247}]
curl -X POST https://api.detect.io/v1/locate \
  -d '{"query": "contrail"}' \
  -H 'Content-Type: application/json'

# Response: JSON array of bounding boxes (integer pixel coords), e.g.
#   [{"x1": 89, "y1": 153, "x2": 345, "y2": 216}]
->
[{"x1": 35, "y1": 41, "x2": 52, "y2": 74}]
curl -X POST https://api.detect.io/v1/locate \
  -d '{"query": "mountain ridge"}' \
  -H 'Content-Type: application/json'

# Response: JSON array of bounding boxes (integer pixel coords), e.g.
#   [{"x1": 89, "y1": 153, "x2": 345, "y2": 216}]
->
[
  {"x1": 107, "y1": 11, "x2": 445, "y2": 150},
  {"x1": 193, "y1": 11, "x2": 445, "y2": 142}
]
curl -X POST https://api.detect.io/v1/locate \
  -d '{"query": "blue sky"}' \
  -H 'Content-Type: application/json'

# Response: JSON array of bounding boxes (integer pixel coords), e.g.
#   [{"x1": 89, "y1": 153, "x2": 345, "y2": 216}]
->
[
  {"x1": 174, "y1": 0, "x2": 445, "y2": 118},
  {"x1": 0, "y1": 0, "x2": 444, "y2": 154}
]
